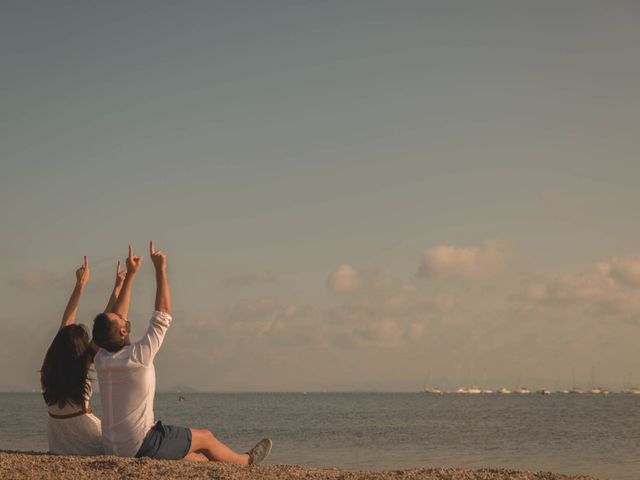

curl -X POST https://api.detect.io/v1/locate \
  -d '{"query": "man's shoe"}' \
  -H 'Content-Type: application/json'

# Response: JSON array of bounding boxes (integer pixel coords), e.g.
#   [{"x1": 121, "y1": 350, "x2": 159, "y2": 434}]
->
[{"x1": 248, "y1": 438, "x2": 272, "y2": 465}]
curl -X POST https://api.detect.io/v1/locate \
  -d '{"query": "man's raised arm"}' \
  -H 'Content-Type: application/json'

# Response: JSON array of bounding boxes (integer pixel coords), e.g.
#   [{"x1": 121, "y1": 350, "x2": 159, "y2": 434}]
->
[
  {"x1": 150, "y1": 240, "x2": 171, "y2": 315},
  {"x1": 113, "y1": 245, "x2": 143, "y2": 319},
  {"x1": 104, "y1": 260, "x2": 126, "y2": 313}
]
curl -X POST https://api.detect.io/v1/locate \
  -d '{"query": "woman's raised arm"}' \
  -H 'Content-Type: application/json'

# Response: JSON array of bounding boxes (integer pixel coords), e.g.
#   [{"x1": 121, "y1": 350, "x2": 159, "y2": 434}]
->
[{"x1": 59, "y1": 256, "x2": 90, "y2": 330}]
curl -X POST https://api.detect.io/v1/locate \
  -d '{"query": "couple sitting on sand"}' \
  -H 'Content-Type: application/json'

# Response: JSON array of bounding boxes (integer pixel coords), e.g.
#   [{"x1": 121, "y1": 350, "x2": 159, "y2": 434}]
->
[{"x1": 40, "y1": 242, "x2": 272, "y2": 464}]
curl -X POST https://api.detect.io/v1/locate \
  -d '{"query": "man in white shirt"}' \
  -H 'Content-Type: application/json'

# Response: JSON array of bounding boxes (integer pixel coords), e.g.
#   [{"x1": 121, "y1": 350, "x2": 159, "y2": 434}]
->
[{"x1": 92, "y1": 242, "x2": 271, "y2": 464}]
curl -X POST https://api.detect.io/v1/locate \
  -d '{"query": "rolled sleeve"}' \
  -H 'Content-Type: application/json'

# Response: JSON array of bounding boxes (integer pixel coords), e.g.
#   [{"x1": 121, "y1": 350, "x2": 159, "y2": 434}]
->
[{"x1": 131, "y1": 311, "x2": 172, "y2": 365}]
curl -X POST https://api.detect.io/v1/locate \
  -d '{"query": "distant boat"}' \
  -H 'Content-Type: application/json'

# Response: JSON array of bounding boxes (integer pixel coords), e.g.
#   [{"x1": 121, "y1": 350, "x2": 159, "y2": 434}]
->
[
  {"x1": 515, "y1": 387, "x2": 531, "y2": 394},
  {"x1": 422, "y1": 368, "x2": 443, "y2": 395},
  {"x1": 589, "y1": 367, "x2": 602, "y2": 395},
  {"x1": 482, "y1": 389, "x2": 494, "y2": 394},
  {"x1": 423, "y1": 387, "x2": 443, "y2": 395},
  {"x1": 497, "y1": 387, "x2": 511, "y2": 394},
  {"x1": 625, "y1": 387, "x2": 640, "y2": 395},
  {"x1": 455, "y1": 387, "x2": 469, "y2": 394},
  {"x1": 569, "y1": 387, "x2": 584, "y2": 394},
  {"x1": 537, "y1": 389, "x2": 551, "y2": 395},
  {"x1": 557, "y1": 389, "x2": 570, "y2": 394},
  {"x1": 467, "y1": 386, "x2": 482, "y2": 394}
]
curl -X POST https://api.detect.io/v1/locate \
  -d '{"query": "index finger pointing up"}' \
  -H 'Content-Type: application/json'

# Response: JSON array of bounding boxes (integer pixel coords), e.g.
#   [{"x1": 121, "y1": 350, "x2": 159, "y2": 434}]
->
[
  {"x1": 150, "y1": 240, "x2": 155, "y2": 255},
  {"x1": 128, "y1": 244, "x2": 133, "y2": 258},
  {"x1": 83, "y1": 256, "x2": 88, "y2": 268}
]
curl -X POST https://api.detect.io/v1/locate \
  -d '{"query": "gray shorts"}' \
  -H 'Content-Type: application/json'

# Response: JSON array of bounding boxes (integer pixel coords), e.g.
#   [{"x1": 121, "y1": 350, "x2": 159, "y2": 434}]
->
[{"x1": 135, "y1": 421, "x2": 192, "y2": 460}]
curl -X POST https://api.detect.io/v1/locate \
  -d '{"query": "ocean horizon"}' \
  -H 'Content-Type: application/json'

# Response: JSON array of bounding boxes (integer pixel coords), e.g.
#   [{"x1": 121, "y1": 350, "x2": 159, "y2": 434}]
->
[{"x1": 1, "y1": 392, "x2": 637, "y2": 480}]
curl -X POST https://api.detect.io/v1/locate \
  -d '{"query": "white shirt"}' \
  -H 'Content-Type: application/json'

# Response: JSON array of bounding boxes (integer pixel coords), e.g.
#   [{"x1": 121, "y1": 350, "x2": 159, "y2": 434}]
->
[{"x1": 94, "y1": 310, "x2": 171, "y2": 457}]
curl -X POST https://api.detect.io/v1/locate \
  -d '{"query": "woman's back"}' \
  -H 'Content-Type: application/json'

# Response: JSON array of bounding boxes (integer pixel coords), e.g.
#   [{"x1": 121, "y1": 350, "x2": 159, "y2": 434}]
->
[
  {"x1": 46, "y1": 381, "x2": 103, "y2": 455},
  {"x1": 41, "y1": 324, "x2": 103, "y2": 455}
]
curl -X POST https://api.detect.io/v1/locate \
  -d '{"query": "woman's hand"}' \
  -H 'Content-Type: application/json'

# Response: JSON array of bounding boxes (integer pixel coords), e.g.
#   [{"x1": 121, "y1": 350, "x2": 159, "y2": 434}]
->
[
  {"x1": 61, "y1": 256, "x2": 89, "y2": 328},
  {"x1": 75, "y1": 256, "x2": 90, "y2": 288}
]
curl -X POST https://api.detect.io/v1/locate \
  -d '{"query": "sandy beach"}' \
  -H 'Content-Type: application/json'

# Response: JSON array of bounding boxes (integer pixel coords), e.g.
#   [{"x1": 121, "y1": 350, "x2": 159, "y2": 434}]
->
[{"x1": 0, "y1": 451, "x2": 598, "y2": 480}]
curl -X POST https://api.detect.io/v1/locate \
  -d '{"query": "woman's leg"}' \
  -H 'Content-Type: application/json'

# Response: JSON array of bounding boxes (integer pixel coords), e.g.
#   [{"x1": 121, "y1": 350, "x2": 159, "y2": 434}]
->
[{"x1": 187, "y1": 429, "x2": 250, "y2": 464}]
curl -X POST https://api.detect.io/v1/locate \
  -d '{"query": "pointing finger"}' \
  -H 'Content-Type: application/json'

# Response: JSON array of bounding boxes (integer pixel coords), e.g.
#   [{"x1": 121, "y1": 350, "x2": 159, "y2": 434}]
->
[
  {"x1": 83, "y1": 256, "x2": 88, "y2": 268},
  {"x1": 128, "y1": 244, "x2": 133, "y2": 259},
  {"x1": 117, "y1": 260, "x2": 121, "y2": 272},
  {"x1": 150, "y1": 240, "x2": 155, "y2": 255}
]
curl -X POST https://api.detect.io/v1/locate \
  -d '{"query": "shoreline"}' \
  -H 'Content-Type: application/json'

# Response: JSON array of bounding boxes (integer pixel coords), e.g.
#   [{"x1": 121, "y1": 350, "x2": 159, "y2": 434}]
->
[{"x1": 0, "y1": 451, "x2": 598, "y2": 480}]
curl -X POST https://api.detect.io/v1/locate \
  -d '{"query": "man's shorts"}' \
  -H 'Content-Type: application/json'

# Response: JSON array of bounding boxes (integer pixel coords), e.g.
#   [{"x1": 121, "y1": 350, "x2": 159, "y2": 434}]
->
[{"x1": 135, "y1": 421, "x2": 192, "y2": 460}]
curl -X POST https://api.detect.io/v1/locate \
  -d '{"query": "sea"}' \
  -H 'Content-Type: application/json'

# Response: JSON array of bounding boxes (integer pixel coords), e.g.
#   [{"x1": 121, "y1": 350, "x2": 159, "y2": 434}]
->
[{"x1": 1, "y1": 392, "x2": 638, "y2": 480}]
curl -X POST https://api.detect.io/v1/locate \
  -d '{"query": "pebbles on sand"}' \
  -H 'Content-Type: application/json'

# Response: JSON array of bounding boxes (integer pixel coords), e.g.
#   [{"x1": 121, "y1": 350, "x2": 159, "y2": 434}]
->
[{"x1": 0, "y1": 451, "x2": 598, "y2": 480}]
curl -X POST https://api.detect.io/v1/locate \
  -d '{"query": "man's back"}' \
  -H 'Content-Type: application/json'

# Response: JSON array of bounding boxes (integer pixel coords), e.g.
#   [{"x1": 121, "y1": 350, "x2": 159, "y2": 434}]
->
[{"x1": 94, "y1": 311, "x2": 171, "y2": 456}]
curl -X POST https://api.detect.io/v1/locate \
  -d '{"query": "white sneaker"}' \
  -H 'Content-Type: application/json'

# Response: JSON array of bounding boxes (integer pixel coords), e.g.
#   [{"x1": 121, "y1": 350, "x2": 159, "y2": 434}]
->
[{"x1": 247, "y1": 438, "x2": 272, "y2": 465}]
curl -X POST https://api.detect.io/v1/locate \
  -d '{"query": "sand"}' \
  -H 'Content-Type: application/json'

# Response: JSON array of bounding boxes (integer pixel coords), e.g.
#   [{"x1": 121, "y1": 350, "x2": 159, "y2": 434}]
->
[{"x1": 0, "y1": 451, "x2": 598, "y2": 480}]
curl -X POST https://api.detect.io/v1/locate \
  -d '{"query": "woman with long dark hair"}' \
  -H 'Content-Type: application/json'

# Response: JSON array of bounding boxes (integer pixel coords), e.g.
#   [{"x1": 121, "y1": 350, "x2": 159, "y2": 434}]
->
[{"x1": 41, "y1": 257, "x2": 126, "y2": 455}]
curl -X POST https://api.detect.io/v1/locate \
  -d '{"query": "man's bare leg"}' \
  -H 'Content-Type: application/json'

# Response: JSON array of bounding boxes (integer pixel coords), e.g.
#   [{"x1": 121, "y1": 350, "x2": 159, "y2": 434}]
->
[
  {"x1": 183, "y1": 452, "x2": 208, "y2": 462},
  {"x1": 187, "y1": 429, "x2": 250, "y2": 464}
]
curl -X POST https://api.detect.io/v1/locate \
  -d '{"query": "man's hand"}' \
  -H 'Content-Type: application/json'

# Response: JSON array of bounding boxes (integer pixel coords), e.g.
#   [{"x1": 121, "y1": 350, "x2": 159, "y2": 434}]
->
[
  {"x1": 75, "y1": 256, "x2": 90, "y2": 288},
  {"x1": 115, "y1": 260, "x2": 126, "y2": 286},
  {"x1": 150, "y1": 240, "x2": 167, "y2": 272},
  {"x1": 113, "y1": 245, "x2": 141, "y2": 318},
  {"x1": 126, "y1": 244, "x2": 143, "y2": 274},
  {"x1": 150, "y1": 240, "x2": 171, "y2": 314},
  {"x1": 105, "y1": 260, "x2": 126, "y2": 313}
]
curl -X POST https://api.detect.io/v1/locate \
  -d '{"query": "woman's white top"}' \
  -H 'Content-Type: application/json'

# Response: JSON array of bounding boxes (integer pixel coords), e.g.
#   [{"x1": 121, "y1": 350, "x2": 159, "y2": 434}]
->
[{"x1": 46, "y1": 381, "x2": 103, "y2": 455}]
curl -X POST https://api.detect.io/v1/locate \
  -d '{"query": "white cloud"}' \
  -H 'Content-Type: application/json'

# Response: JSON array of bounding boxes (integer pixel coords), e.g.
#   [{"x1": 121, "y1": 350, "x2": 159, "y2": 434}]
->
[
  {"x1": 607, "y1": 255, "x2": 640, "y2": 286},
  {"x1": 326, "y1": 265, "x2": 360, "y2": 293},
  {"x1": 326, "y1": 265, "x2": 390, "y2": 294},
  {"x1": 416, "y1": 241, "x2": 508, "y2": 280}
]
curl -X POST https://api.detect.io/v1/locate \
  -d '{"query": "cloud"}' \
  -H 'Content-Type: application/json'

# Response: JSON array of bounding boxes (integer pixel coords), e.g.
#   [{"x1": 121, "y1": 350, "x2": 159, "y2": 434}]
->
[
  {"x1": 522, "y1": 255, "x2": 640, "y2": 308},
  {"x1": 607, "y1": 255, "x2": 640, "y2": 287},
  {"x1": 525, "y1": 267, "x2": 615, "y2": 304},
  {"x1": 222, "y1": 272, "x2": 277, "y2": 288},
  {"x1": 416, "y1": 241, "x2": 508, "y2": 280},
  {"x1": 356, "y1": 319, "x2": 404, "y2": 347},
  {"x1": 326, "y1": 264, "x2": 390, "y2": 294},
  {"x1": 9, "y1": 271, "x2": 67, "y2": 290},
  {"x1": 326, "y1": 265, "x2": 360, "y2": 293}
]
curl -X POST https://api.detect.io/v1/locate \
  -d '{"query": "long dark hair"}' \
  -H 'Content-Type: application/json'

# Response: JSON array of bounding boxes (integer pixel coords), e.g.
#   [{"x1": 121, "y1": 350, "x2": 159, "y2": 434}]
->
[{"x1": 40, "y1": 324, "x2": 92, "y2": 408}]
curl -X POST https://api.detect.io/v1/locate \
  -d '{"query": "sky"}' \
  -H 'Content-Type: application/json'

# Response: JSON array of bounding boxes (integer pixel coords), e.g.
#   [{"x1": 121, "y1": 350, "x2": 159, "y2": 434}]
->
[{"x1": 1, "y1": 1, "x2": 639, "y2": 391}]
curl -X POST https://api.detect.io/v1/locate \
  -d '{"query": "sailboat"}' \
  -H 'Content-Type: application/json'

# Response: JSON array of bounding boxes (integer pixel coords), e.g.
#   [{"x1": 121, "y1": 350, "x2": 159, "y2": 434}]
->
[
  {"x1": 422, "y1": 368, "x2": 443, "y2": 394},
  {"x1": 570, "y1": 369, "x2": 583, "y2": 394},
  {"x1": 589, "y1": 366, "x2": 602, "y2": 394}
]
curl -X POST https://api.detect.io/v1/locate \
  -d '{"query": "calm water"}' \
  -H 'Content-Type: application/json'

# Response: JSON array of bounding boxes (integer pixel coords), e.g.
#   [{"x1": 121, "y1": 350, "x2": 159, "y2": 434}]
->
[{"x1": 1, "y1": 392, "x2": 638, "y2": 479}]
